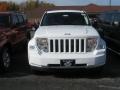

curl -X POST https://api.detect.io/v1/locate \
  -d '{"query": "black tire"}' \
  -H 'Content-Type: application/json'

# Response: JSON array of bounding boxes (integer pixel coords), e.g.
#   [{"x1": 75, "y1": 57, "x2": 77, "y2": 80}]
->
[{"x1": 0, "y1": 47, "x2": 11, "y2": 73}]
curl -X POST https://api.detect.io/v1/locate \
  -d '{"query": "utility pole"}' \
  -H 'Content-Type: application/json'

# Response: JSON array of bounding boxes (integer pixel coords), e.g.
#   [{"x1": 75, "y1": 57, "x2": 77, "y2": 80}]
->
[{"x1": 109, "y1": 0, "x2": 111, "y2": 10}]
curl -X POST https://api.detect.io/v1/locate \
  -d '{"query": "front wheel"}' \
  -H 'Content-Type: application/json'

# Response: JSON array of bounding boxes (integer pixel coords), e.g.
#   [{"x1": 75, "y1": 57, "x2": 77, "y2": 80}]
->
[{"x1": 0, "y1": 47, "x2": 11, "y2": 72}]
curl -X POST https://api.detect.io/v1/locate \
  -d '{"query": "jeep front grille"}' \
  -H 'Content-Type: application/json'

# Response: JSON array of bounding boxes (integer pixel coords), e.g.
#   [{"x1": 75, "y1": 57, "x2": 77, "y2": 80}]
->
[{"x1": 48, "y1": 38, "x2": 86, "y2": 53}]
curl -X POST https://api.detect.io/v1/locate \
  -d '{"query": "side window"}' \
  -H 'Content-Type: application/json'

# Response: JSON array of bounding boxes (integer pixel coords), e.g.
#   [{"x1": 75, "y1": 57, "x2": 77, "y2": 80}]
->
[
  {"x1": 11, "y1": 14, "x2": 19, "y2": 26},
  {"x1": 17, "y1": 14, "x2": 24, "y2": 25},
  {"x1": 98, "y1": 13, "x2": 105, "y2": 23},
  {"x1": 112, "y1": 13, "x2": 120, "y2": 26},
  {"x1": 22, "y1": 14, "x2": 27, "y2": 23},
  {"x1": 113, "y1": 13, "x2": 120, "y2": 22},
  {"x1": 104, "y1": 13, "x2": 112, "y2": 25}
]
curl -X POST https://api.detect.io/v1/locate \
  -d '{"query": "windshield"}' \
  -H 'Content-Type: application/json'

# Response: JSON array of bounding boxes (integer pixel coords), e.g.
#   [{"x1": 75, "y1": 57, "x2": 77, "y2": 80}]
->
[
  {"x1": 0, "y1": 15, "x2": 9, "y2": 26},
  {"x1": 41, "y1": 12, "x2": 90, "y2": 26}
]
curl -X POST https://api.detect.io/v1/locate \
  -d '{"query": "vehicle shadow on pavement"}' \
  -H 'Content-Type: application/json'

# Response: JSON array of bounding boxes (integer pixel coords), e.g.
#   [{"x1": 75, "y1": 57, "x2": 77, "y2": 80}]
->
[
  {"x1": 35, "y1": 50, "x2": 120, "y2": 79},
  {"x1": 53, "y1": 50, "x2": 120, "y2": 79},
  {"x1": 0, "y1": 49, "x2": 120, "y2": 79}
]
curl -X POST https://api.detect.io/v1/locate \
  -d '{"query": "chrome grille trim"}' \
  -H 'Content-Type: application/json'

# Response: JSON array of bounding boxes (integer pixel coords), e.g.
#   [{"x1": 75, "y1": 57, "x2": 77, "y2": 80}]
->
[{"x1": 48, "y1": 38, "x2": 86, "y2": 53}]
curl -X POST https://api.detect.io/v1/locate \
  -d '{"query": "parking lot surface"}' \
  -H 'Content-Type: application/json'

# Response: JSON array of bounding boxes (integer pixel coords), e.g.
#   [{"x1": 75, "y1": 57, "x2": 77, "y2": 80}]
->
[{"x1": 0, "y1": 49, "x2": 120, "y2": 90}]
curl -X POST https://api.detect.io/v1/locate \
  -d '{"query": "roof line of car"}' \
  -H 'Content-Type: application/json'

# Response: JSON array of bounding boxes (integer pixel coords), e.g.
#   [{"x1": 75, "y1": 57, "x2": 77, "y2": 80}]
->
[{"x1": 46, "y1": 10, "x2": 86, "y2": 13}]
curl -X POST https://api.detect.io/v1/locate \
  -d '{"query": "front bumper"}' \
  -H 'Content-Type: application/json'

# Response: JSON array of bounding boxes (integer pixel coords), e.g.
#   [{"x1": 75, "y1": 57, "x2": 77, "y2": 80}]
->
[{"x1": 28, "y1": 49, "x2": 106, "y2": 69}]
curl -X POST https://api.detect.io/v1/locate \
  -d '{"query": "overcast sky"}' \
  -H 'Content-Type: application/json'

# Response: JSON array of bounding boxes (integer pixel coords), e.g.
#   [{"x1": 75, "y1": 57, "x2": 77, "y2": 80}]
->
[{"x1": 1, "y1": 0, "x2": 120, "y2": 6}]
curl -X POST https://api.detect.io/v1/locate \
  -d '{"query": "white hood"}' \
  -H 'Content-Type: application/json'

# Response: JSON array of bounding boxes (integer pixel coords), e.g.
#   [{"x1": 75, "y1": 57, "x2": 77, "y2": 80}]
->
[{"x1": 34, "y1": 25, "x2": 99, "y2": 38}]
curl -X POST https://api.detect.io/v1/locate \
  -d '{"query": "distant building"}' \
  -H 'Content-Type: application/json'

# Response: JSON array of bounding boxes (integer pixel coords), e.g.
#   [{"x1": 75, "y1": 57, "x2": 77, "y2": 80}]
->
[{"x1": 26, "y1": 4, "x2": 120, "y2": 19}]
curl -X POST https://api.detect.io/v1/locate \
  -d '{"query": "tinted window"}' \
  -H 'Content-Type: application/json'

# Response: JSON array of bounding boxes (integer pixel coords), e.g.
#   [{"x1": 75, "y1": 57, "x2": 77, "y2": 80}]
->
[
  {"x1": 98, "y1": 13, "x2": 105, "y2": 21},
  {"x1": 22, "y1": 14, "x2": 27, "y2": 22},
  {"x1": 12, "y1": 14, "x2": 19, "y2": 25},
  {"x1": 17, "y1": 14, "x2": 24, "y2": 24},
  {"x1": 41, "y1": 12, "x2": 90, "y2": 26},
  {"x1": 0, "y1": 15, "x2": 9, "y2": 26},
  {"x1": 113, "y1": 13, "x2": 120, "y2": 21},
  {"x1": 104, "y1": 13, "x2": 113, "y2": 24}
]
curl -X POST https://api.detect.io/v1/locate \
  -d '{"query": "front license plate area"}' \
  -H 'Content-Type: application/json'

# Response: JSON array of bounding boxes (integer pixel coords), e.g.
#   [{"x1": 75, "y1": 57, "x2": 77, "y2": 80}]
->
[{"x1": 60, "y1": 60, "x2": 75, "y2": 67}]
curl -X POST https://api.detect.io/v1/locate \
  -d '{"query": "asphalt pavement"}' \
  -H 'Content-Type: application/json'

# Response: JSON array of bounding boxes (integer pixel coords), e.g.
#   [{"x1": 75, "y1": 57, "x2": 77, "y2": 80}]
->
[{"x1": 0, "y1": 49, "x2": 120, "y2": 90}]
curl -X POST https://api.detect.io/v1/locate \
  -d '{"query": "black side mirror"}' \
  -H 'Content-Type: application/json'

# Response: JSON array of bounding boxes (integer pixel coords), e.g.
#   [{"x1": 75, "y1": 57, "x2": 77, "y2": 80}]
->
[
  {"x1": 90, "y1": 18, "x2": 98, "y2": 28},
  {"x1": 34, "y1": 21, "x2": 40, "y2": 30},
  {"x1": 29, "y1": 27, "x2": 36, "y2": 39}
]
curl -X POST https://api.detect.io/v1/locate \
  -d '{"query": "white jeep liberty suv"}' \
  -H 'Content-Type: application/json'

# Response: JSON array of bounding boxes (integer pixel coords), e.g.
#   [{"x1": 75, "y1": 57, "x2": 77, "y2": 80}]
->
[{"x1": 28, "y1": 10, "x2": 106, "y2": 72}]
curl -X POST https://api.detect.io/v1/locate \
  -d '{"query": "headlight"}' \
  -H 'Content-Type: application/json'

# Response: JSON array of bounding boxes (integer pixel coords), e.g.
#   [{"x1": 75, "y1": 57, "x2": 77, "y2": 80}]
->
[
  {"x1": 97, "y1": 39, "x2": 106, "y2": 50},
  {"x1": 36, "y1": 38, "x2": 48, "y2": 52},
  {"x1": 86, "y1": 38, "x2": 97, "y2": 52}
]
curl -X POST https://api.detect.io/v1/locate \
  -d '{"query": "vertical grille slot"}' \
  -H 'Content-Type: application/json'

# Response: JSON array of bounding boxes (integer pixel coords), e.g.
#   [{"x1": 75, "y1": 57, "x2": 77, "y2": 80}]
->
[
  {"x1": 76, "y1": 39, "x2": 79, "y2": 52},
  {"x1": 50, "y1": 40, "x2": 53, "y2": 52},
  {"x1": 55, "y1": 40, "x2": 58, "y2": 52},
  {"x1": 81, "y1": 39, "x2": 84, "y2": 52},
  {"x1": 71, "y1": 39, "x2": 74, "y2": 52},
  {"x1": 66, "y1": 39, "x2": 69, "y2": 52},
  {"x1": 48, "y1": 38, "x2": 86, "y2": 53},
  {"x1": 60, "y1": 40, "x2": 64, "y2": 52}
]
